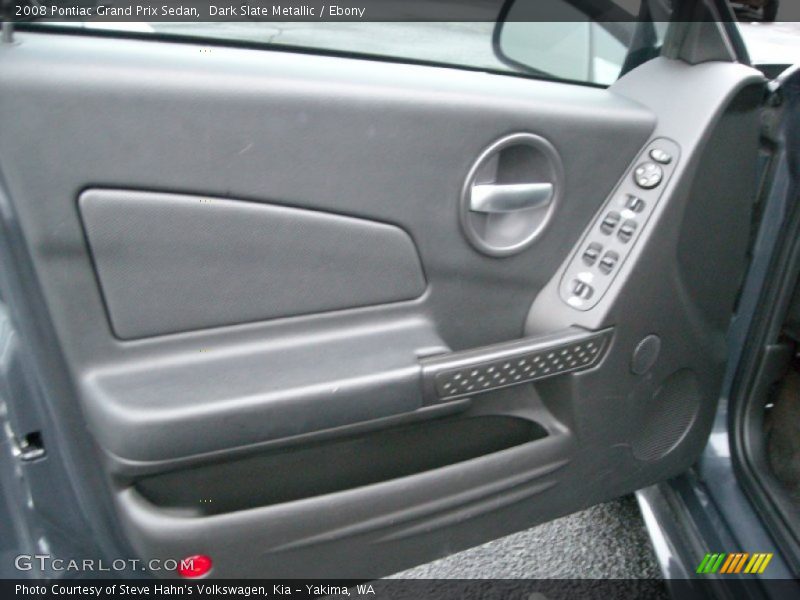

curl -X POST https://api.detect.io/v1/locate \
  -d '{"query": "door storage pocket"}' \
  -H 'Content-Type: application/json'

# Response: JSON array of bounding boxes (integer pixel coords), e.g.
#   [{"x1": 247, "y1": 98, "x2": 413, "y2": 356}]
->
[{"x1": 135, "y1": 415, "x2": 547, "y2": 515}]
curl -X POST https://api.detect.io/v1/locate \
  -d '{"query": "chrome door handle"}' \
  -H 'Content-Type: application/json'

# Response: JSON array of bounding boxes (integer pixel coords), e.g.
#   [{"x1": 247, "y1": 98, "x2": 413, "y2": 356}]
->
[{"x1": 469, "y1": 182, "x2": 554, "y2": 213}]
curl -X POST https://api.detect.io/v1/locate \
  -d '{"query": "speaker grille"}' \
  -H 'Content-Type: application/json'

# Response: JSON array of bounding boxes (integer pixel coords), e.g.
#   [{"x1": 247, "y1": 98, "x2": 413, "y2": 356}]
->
[{"x1": 632, "y1": 370, "x2": 700, "y2": 461}]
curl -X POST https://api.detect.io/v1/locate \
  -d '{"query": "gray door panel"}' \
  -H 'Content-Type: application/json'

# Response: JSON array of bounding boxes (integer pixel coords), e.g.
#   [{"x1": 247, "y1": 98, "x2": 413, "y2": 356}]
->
[
  {"x1": 79, "y1": 189, "x2": 427, "y2": 339},
  {"x1": 0, "y1": 31, "x2": 764, "y2": 577}
]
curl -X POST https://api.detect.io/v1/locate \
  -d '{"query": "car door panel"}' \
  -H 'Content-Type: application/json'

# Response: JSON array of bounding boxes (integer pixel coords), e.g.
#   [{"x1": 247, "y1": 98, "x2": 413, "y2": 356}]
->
[
  {"x1": 0, "y1": 32, "x2": 654, "y2": 464},
  {"x1": 0, "y1": 30, "x2": 764, "y2": 578}
]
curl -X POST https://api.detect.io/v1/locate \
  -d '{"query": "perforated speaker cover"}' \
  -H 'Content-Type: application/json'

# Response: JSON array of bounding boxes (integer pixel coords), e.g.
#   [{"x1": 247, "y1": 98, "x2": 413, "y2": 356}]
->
[{"x1": 632, "y1": 369, "x2": 701, "y2": 461}]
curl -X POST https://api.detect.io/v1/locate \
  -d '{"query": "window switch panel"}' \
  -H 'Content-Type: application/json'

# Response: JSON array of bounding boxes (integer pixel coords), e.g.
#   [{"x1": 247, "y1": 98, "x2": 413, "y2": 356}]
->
[{"x1": 559, "y1": 137, "x2": 680, "y2": 311}]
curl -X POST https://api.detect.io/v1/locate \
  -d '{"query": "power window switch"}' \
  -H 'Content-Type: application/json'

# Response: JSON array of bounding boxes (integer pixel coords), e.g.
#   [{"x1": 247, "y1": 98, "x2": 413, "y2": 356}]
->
[
  {"x1": 599, "y1": 251, "x2": 619, "y2": 274},
  {"x1": 572, "y1": 280, "x2": 594, "y2": 300},
  {"x1": 582, "y1": 242, "x2": 603, "y2": 266},
  {"x1": 624, "y1": 194, "x2": 646, "y2": 213},
  {"x1": 600, "y1": 211, "x2": 621, "y2": 235},
  {"x1": 618, "y1": 219, "x2": 637, "y2": 243}
]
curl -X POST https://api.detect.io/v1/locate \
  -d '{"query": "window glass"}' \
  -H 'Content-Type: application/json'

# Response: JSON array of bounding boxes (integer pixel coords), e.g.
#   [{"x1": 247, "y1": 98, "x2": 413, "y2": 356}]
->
[
  {"x1": 137, "y1": 22, "x2": 512, "y2": 72},
  {"x1": 494, "y1": 0, "x2": 668, "y2": 85},
  {"x1": 36, "y1": 0, "x2": 667, "y2": 86}
]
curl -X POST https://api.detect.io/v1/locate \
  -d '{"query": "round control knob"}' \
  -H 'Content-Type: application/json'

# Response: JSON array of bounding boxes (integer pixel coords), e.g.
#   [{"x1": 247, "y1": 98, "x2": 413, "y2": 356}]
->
[
  {"x1": 633, "y1": 162, "x2": 663, "y2": 189},
  {"x1": 649, "y1": 148, "x2": 672, "y2": 164}
]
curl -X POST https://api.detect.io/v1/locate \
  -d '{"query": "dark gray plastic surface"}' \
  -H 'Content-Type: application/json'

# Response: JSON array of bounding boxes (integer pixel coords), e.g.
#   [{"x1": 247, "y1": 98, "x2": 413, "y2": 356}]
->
[
  {"x1": 0, "y1": 29, "x2": 765, "y2": 579},
  {"x1": 135, "y1": 415, "x2": 548, "y2": 514},
  {"x1": 0, "y1": 31, "x2": 655, "y2": 465},
  {"x1": 84, "y1": 316, "x2": 443, "y2": 461},
  {"x1": 79, "y1": 189, "x2": 426, "y2": 339}
]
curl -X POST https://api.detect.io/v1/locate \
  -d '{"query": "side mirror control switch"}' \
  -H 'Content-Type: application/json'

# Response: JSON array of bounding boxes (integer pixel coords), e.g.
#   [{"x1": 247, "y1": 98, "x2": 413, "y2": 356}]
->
[{"x1": 633, "y1": 162, "x2": 663, "y2": 189}]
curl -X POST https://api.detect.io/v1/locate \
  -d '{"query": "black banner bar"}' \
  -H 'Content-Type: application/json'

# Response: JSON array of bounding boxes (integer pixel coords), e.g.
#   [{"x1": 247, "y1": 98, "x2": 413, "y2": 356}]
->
[
  {"x1": 5, "y1": 0, "x2": 800, "y2": 23},
  {"x1": 5, "y1": 579, "x2": 800, "y2": 600}
]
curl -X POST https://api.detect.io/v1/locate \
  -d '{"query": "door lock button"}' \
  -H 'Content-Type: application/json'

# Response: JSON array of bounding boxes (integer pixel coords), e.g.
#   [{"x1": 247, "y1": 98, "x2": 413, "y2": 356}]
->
[
  {"x1": 582, "y1": 242, "x2": 603, "y2": 265},
  {"x1": 572, "y1": 280, "x2": 594, "y2": 300},
  {"x1": 633, "y1": 162, "x2": 663, "y2": 189},
  {"x1": 599, "y1": 251, "x2": 619, "y2": 274},
  {"x1": 600, "y1": 211, "x2": 621, "y2": 234},
  {"x1": 649, "y1": 148, "x2": 672, "y2": 164},
  {"x1": 624, "y1": 194, "x2": 646, "y2": 213},
  {"x1": 618, "y1": 219, "x2": 637, "y2": 243}
]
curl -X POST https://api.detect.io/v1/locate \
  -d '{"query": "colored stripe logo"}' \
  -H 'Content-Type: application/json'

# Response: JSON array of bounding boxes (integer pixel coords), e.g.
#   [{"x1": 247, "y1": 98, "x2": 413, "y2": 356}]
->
[{"x1": 696, "y1": 553, "x2": 773, "y2": 574}]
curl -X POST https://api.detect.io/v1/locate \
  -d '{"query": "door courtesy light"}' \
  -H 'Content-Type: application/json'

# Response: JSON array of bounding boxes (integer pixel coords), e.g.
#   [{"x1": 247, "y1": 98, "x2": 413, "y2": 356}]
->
[{"x1": 176, "y1": 555, "x2": 213, "y2": 578}]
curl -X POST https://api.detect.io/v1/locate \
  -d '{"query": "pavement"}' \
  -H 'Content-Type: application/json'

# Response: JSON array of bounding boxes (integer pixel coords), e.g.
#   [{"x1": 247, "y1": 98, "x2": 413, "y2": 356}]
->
[{"x1": 390, "y1": 495, "x2": 663, "y2": 579}]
